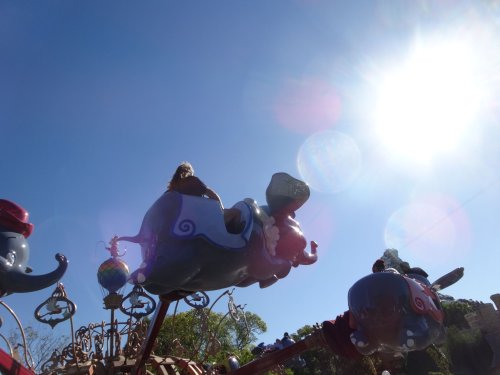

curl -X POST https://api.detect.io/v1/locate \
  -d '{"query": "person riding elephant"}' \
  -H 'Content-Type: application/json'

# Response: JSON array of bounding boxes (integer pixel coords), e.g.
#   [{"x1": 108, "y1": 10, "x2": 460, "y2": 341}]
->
[{"x1": 167, "y1": 162, "x2": 244, "y2": 233}]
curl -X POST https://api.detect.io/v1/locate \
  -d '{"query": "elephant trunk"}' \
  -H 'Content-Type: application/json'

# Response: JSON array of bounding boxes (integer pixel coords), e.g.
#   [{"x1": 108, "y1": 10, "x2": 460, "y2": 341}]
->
[
  {"x1": 116, "y1": 235, "x2": 143, "y2": 244},
  {"x1": 294, "y1": 241, "x2": 318, "y2": 266},
  {"x1": 0, "y1": 253, "x2": 68, "y2": 295}
]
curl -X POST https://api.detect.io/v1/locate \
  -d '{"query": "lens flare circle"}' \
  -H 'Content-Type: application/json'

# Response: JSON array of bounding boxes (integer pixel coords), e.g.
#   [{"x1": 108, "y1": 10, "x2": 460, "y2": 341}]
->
[{"x1": 297, "y1": 130, "x2": 361, "y2": 193}]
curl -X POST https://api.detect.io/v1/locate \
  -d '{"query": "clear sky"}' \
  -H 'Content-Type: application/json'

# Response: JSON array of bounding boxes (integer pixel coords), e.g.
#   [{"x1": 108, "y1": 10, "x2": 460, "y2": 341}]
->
[{"x1": 2, "y1": 0, "x2": 500, "y2": 351}]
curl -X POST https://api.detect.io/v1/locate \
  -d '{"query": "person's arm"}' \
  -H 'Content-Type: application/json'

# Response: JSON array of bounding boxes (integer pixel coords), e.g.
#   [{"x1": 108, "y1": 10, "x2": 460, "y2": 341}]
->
[{"x1": 205, "y1": 187, "x2": 224, "y2": 208}]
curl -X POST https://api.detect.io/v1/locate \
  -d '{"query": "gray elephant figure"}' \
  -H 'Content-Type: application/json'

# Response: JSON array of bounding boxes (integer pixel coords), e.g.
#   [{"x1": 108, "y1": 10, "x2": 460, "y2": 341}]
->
[
  {"x1": 0, "y1": 199, "x2": 68, "y2": 296},
  {"x1": 348, "y1": 270, "x2": 450, "y2": 355},
  {"x1": 118, "y1": 172, "x2": 318, "y2": 296}
]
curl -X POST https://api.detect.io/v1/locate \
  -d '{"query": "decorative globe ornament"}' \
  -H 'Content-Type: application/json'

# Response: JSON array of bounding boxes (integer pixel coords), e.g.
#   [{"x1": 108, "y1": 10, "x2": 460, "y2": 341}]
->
[{"x1": 97, "y1": 257, "x2": 129, "y2": 295}]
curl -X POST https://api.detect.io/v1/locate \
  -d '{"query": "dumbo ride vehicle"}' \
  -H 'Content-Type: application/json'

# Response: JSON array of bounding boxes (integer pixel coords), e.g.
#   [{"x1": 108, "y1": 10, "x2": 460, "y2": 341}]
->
[
  {"x1": 348, "y1": 266, "x2": 464, "y2": 355},
  {"x1": 0, "y1": 199, "x2": 68, "y2": 296},
  {"x1": 117, "y1": 172, "x2": 318, "y2": 296}
]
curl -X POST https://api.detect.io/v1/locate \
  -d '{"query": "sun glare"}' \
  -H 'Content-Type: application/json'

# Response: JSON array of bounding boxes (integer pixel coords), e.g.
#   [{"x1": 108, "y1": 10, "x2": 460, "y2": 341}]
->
[{"x1": 375, "y1": 38, "x2": 484, "y2": 164}]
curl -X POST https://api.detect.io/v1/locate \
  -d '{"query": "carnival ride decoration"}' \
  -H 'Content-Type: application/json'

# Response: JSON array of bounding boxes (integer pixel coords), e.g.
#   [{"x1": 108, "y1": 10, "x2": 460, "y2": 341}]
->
[
  {"x1": 35, "y1": 284, "x2": 250, "y2": 374},
  {"x1": 98, "y1": 257, "x2": 130, "y2": 295},
  {"x1": 117, "y1": 172, "x2": 318, "y2": 296},
  {"x1": 97, "y1": 238, "x2": 136, "y2": 362},
  {"x1": 0, "y1": 235, "x2": 150, "y2": 374},
  {"x1": 225, "y1": 266, "x2": 465, "y2": 375},
  {"x1": 0, "y1": 194, "x2": 466, "y2": 375},
  {"x1": 0, "y1": 199, "x2": 68, "y2": 296},
  {"x1": 34, "y1": 283, "x2": 76, "y2": 329},
  {"x1": 31, "y1": 237, "x2": 252, "y2": 375},
  {"x1": 35, "y1": 239, "x2": 172, "y2": 374},
  {"x1": 0, "y1": 194, "x2": 319, "y2": 374},
  {"x1": 114, "y1": 172, "x2": 318, "y2": 372},
  {"x1": 348, "y1": 267, "x2": 464, "y2": 356},
  {"x1": 120, "y1": 285, "x2": 156, "y2": 320},
  {"x1": 183, "y1": 291, "x2": 210, "y2": 309}
]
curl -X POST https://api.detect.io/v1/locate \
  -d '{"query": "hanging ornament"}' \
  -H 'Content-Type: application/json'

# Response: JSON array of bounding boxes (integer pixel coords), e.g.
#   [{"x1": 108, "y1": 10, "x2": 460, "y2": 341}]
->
[
  {"x1": 184, "y1": 291, "x2": 209, "y2": 309},
  {"x1": 34, "y1": 283, "x2": 76, "y2": 328},
  {"x1": 120, "y1": 285, "x2": 156, "y2": 319}
]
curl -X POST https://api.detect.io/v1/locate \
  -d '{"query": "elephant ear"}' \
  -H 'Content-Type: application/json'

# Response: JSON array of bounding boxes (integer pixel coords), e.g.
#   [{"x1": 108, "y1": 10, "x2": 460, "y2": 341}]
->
[
  {"x1": 265, "y1": 173, "x2": 310, "y2": 214},
  {"x1": 431, "y1": 267, "x2": 464, "y2": 291}
]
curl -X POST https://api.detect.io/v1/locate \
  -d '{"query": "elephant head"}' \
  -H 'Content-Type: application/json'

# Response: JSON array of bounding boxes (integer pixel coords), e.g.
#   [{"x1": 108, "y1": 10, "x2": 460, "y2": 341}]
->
[
  {"x1": 0, "y1": 199, "x2": 68, "y2": 296},
  {"x1": 118, "y1": 172, "x2": 318, "y2": 296},
  {"x1": 347, "y1": 271, "x2": 446, "y2": 355}
]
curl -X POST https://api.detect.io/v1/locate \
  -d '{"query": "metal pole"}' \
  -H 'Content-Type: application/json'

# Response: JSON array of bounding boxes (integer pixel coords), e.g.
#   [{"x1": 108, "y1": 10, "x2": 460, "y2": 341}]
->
[
  {"x1": 110, "y1": 308, "x2": 115, "y2": 359},
  {"x1": 0, "y1": 301, "x2": 34, "y2": 370},
  {"x1": 228, "y1": 329, "x2": 326, "y2": 375},
  {"x1": 132, "y1": 297, "x2": 171, "y2": 375}
]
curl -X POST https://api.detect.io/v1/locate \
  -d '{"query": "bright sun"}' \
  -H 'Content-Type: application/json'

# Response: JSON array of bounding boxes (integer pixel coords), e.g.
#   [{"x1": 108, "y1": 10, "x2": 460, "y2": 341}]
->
[{"x1": 374, "y1": 37, "x2": 485, "y2": 164}]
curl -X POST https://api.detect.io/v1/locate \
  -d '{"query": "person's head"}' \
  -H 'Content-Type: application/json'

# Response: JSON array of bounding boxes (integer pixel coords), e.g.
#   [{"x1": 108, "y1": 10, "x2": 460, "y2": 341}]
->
[
  {"x1": 372, "y1": 259, "x2": 385, "y2": 273},
  {"x1": 167, "y1": 162, "x2": 194, "y2": 191}
]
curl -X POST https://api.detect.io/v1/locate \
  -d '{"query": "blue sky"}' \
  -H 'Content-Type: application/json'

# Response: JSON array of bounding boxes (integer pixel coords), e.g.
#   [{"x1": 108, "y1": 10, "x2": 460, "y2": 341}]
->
[{"x1": 2, "y1": 0, "x2": 500, "y2": 351}]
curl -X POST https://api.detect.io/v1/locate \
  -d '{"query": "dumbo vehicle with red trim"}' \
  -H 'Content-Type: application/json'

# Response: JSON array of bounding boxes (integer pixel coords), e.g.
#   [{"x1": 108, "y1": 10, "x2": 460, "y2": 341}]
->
[{"x1": 348, "y1": 266, "x2": 464, "y2": 355}]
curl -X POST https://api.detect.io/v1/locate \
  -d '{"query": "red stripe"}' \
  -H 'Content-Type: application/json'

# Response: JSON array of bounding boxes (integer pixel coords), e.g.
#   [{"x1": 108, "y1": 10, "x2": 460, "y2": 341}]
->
[{"x1": 0, "y1": 348, "x2": 35, "y2": 375}]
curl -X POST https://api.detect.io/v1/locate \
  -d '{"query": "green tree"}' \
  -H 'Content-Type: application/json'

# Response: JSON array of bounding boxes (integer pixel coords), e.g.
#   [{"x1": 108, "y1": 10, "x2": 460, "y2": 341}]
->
[
  {"x1": 444, "y1": 325, "x2": 493, "y2": 374},
  {"x1": 442, "y1": 300, "x2": 475, "y2": 329},
  {"x1": 153, "y1": 307, "x2": 266, "y2": 367},
  {"x1": 406, "y1": 345, "x2": 452, "y2": 375}
]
